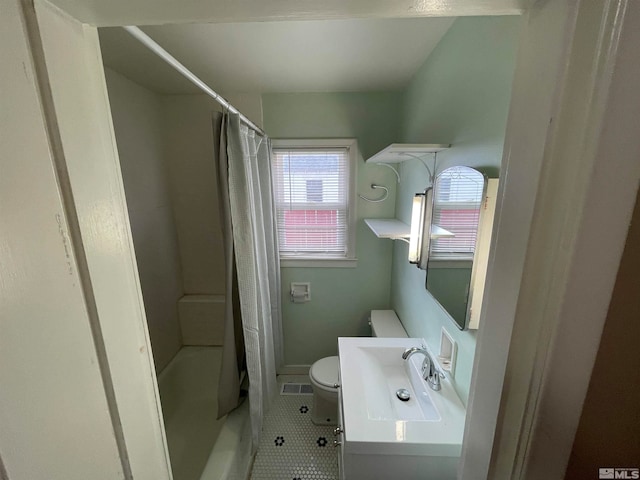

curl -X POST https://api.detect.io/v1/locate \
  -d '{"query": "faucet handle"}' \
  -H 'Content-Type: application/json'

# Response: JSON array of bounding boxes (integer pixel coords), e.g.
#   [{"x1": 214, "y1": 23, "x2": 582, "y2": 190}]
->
[
  {"x1": 420, "y1": 357, "x2": 429, "y2": 374},
  {"x1": 421, "y1": 357, "x2": 433, "y2": 381}
]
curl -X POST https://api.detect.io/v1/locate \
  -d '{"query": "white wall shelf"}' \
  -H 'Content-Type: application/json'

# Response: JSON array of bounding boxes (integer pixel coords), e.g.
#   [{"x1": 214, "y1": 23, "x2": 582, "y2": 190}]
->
[
  {"x1": 365, "y1": 219, "x2": 454, "y2": 240},
  {"x1": 364, "y1": 219, "x2": 409, "y2": 239},
  {"x1": 431, "y1": 225, "x2": 456, "y2": 238},
  {"x1": 365, "y1": 143, "x2": 451, "y2": 164}
]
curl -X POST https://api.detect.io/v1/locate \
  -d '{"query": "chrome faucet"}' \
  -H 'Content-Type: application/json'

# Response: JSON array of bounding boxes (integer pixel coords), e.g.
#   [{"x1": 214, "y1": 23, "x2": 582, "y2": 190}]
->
[{"x1": 402, "y1": 346, "x2": 442, "y2": 391}]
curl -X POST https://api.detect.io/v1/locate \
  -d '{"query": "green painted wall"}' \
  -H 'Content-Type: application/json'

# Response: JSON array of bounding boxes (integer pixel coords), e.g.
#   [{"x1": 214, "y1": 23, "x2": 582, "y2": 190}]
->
[
  {"x1": 262, "y1": 92, "x2": 404, "y2": 365},
  {"x1": 392, "y1": 16, "x2": 521, "y2": 404}
]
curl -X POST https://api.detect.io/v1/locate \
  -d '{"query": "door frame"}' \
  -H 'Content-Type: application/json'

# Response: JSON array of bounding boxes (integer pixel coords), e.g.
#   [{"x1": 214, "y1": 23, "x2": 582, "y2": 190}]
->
[
  {"x1": 462, "y1": 0, "x2": 640, "y2": 478},
  {"x1": 19, "y1": 0, "x2": 640, "y2": 478}
]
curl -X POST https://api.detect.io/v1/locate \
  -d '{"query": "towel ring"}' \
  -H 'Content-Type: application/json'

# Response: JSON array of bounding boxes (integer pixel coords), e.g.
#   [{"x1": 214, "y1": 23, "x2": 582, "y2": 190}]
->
[{"x1": 359, "y1": 184, "x2": 389, "y2": 203}]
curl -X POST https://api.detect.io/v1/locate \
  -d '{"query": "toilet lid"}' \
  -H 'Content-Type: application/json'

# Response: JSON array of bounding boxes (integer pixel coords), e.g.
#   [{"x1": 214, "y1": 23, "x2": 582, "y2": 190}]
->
[{"x1": 310, "y1": 356, "x2": 339, "y2": 388}]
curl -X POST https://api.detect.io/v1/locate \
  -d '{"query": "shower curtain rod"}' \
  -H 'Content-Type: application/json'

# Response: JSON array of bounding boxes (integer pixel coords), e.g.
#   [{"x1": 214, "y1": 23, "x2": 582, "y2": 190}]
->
[{"x1": 122, "y1": 26, "x2": 266, "y2": 136}]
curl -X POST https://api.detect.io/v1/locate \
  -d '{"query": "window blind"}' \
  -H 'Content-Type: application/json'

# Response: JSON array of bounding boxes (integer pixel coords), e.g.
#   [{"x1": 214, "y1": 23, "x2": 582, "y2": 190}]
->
[
  {"x1": 431, "y1": 168, "x2": 485, "y2": 257},
  {"x1": 271, "y1": 148, "x2": 351, "y2": 257}
]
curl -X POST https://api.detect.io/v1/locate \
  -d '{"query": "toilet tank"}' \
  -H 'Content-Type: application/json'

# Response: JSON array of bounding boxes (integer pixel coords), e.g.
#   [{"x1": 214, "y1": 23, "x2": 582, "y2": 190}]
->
[{"x1": 370, "y1": 310, "x2": 408, "y2": 338}]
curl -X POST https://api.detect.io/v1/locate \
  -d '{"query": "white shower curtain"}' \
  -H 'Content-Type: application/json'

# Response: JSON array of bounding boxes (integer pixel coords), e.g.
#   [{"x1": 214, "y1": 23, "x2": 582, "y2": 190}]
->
[{"x1": 221, "y1": 113, "x2": 281, "y2": 449}]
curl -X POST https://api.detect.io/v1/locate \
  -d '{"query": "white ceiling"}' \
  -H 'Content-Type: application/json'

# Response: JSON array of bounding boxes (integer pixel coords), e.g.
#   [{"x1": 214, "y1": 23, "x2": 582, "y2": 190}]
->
[
  {"x1": 99, "y1": 17, "x2": 455, "y2": 95},
  {"x1": 49, "y1": 0, "x2": 525, "y2": 28}
]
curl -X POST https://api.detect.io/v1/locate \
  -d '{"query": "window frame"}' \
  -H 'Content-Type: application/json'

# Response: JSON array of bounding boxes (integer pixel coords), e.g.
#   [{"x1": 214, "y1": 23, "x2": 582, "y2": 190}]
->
[{"x1": 271, "y1": 138, "x2": 358, "y2": 268}]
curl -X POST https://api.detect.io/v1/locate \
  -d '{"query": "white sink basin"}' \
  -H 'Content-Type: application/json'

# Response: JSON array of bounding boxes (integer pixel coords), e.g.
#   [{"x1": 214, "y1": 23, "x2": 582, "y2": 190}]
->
[
  {"x1": 356, "y1": 345, "x2": 440, "y2": 422},
  {"x1": 338, "y1": 337, "x2": 466, "y2": 457}
]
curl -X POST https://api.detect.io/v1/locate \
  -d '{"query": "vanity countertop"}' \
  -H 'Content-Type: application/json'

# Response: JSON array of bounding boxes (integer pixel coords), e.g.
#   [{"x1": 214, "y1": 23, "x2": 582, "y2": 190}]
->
[{"x1": 338, "y1": 337, "x2": 466, "y2": 457}]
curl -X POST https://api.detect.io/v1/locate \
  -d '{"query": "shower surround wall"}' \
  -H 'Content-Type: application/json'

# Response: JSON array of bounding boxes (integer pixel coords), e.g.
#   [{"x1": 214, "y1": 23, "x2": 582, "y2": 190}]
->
[
  {"x1": 105, "y1": 68, "x2": 183, "y2": 372},
  {"x1": 105, "y1": 69, "x2": 261, "y2": 480},
  {"x1": 163, "y1": 96, "x2": 226, "y2": 295},
  {"x1": 162, "y1": 95, "x2": 226, "y2": 344},
  {"x1": 162, "y1": 94, "x2": 263, "y2": 345},
  {"x1": 106, "y1": 67, "x2": 265, "y2": 369}
]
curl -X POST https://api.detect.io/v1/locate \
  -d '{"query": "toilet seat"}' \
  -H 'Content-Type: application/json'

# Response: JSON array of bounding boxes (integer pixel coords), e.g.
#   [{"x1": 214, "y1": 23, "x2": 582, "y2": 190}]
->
[{"x1": 310, "y1": 356, "x2": 339, "y2": 389}]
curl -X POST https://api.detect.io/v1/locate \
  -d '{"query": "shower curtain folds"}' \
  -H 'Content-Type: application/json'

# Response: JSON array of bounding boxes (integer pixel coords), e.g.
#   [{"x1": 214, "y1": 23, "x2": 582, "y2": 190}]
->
[
  {"x1": 215, "y1": 112, "x2": 243, "y2": 420},
  {"x1": 215, "y1": 113, "x2": 281, "y2": 450}
]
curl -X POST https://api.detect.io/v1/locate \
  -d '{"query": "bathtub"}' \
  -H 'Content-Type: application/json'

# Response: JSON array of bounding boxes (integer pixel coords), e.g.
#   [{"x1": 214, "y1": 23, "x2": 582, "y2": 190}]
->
[{"x1": 158, "y1": 346, "x2": 252, "y2": 480}]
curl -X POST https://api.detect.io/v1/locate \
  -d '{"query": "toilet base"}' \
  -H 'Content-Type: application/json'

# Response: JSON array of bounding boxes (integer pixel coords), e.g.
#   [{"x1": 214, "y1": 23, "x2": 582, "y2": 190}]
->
[{"x1": 311, "y1": 392, "x2": 337, "y2": 426}]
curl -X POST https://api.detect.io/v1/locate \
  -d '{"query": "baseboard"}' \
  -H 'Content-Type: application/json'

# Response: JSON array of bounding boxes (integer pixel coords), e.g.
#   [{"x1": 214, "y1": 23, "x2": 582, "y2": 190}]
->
[{"x1": 278, "y1": 364, "x2": 311, "y2": 375}]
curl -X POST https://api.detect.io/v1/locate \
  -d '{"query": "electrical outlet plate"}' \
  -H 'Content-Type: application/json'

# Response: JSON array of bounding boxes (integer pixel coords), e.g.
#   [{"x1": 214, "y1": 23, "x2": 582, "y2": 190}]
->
[{"x1": 438, "y1": 327, "x2": 457, "y2": 378}]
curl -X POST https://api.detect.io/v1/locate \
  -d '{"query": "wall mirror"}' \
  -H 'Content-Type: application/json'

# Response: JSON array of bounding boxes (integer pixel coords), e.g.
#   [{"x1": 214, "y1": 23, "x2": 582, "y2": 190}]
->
[{"x1": 425, "y1": 166, "x2": 497, "y2": 330}]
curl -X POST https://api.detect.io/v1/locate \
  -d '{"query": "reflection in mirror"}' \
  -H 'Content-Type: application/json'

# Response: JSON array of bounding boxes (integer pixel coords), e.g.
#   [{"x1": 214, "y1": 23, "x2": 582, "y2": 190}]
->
[
  {"x1": 425, "y1": 166, "x2": 487, "y2": 330},
  {"x1": 408, "y1": 189, "x2": 433, "y2": 270}
]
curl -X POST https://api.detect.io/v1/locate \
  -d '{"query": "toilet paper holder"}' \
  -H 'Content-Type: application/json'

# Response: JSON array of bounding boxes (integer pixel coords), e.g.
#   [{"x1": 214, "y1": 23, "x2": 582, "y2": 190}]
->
[{"x1": 290, "y1": 282, "x2": 311, "y2": 303}]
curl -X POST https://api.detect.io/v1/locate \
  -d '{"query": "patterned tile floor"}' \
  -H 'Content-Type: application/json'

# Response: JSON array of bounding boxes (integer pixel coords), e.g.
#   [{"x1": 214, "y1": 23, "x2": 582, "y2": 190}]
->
[{"x1": 249, "y1": 378, "x2": 338, "y2": 480}]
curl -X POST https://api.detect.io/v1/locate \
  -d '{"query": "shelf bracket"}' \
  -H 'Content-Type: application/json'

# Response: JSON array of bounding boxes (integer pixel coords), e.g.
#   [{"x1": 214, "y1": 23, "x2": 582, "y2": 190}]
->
[
  {"x1": 377, "y1": 163, "x2": 400, "y2": 183},
  {"x1": 399, "y1": 152, "x2": 437, "y2": 184}
]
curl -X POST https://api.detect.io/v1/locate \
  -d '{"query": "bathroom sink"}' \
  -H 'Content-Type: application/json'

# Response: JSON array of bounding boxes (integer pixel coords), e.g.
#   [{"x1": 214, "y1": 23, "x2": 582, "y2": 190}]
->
[
  {"x1": 356, "y1": 344, "x2": 440, "y2": 422},
  {"x1": 338, "y1": 337, "x2": 466, "y2": 457}
]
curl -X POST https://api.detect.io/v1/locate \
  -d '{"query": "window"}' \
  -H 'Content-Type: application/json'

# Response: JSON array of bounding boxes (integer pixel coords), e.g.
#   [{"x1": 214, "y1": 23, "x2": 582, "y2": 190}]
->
[
  {"x1": 305, "y1": 179, "x2": 323, "y2": 202},
  {"x1": 271, "y1": 139, "x2": 357, "y2": 267},
  {"x1": 430, "y1": 166, "x2": 485, "y2": 259}
]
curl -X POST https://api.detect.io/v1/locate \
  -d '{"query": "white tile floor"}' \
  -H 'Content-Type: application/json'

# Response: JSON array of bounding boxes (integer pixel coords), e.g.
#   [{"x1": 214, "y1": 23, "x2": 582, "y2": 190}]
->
[{"x1": 249, "y1": 377, "x2": 338, "y2": 480}]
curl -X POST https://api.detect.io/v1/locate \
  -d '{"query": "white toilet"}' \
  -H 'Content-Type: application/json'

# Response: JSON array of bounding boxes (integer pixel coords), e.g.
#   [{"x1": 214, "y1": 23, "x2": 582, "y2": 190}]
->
[{"x1": 309, "y1": 310, "x2": 408, "y2": 425}]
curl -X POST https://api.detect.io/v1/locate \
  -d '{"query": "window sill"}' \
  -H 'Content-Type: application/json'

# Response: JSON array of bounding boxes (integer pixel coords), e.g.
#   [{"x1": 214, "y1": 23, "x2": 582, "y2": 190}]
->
[{"x1": 280, "y1": 257, "x2": 358, "y2": 268}]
